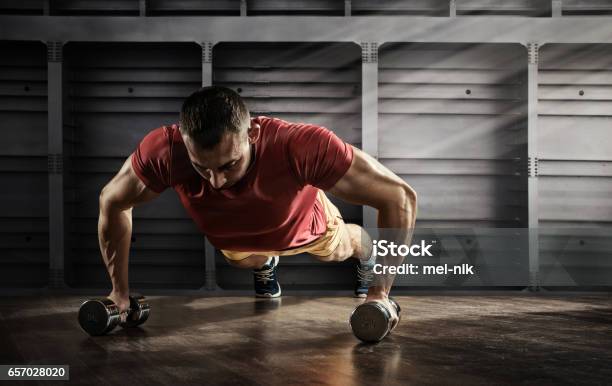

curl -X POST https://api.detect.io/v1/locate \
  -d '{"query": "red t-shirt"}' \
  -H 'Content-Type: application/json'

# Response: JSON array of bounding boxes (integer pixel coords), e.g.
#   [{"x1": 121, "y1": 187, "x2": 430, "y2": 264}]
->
[{"x1": 131, "y1": 116, "x2": 354, "y2": 252}]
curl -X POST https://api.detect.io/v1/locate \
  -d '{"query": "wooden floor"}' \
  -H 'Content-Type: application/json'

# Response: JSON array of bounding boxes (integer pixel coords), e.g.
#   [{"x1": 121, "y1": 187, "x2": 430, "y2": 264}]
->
[{"x1": 1, "y1": 294, "x2": 611, "y2": 385}]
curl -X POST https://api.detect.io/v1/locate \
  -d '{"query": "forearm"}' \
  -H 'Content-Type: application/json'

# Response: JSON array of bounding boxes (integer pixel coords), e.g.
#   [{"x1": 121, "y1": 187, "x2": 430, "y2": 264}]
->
[
  {"x1": 98, "y1": 200, "x2": 133, "y2": 296},
  {"x1": 377, "y1": 187, "x2": 417, "y2": 230},
  {"x1": 370, "y1": 187, "x2": 417, "y2": 297}
]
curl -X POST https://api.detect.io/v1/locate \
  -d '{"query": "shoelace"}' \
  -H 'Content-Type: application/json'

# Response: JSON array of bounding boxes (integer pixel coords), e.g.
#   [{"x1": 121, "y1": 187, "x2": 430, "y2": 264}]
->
[
  {"x1": 357, "y1": 265, "x2": 374, "y2": 283},
  {"x1": 254, "y1": 266, "x2": 275, "y2": 284}
]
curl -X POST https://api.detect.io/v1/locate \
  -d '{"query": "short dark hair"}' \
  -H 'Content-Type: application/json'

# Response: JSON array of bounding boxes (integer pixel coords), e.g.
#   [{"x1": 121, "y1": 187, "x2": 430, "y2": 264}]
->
[{"x1": 179, "y1": 86, "x2": 250, "y2": 149}]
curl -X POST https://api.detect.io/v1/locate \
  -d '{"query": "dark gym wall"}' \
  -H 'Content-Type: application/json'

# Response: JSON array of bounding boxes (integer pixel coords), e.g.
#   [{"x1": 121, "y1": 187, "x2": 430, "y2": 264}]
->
[
  {"x1": 0, "y1": 41, "x2": 48, "y2": 288},
  {"x1": 378, "y1": 43, "x2": 530, "y2": 289},
  {"x1": 379, "y1": 43, "x2": 529, "y2": 230},
  {"x1": 538, "y1": 44, "x2": 612, "y2": 287},
  {"x1": 62, "y1": 42, "x2": 205, "y2": 289}
]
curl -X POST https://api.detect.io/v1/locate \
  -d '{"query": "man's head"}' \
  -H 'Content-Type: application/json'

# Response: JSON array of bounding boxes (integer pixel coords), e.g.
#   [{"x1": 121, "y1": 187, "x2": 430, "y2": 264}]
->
[{"x1": 179, "y1": 86, "x2": 260, "y2": 190}]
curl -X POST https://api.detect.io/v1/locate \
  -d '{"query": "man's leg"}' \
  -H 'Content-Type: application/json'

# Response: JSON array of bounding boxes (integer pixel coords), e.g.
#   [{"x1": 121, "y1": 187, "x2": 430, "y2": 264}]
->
[
  {"x1": 311, "y1": 222, "x2": 375, "y2": 298},
  {"x1": 312, "y1": 223, "x2": 372, "y2": 263},
  {"x1": 224, "y1": 254, "x2": 270, "y2": 269}
]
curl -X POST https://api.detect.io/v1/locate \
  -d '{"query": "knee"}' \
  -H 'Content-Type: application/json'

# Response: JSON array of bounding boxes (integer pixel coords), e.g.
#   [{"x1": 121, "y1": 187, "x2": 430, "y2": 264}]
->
[
  {"x1": 225, "y1": 254, "x2": 269, "y2": 269},
  {"x1": 225, "y1": 255, "x2": 256, "y2": 269},
  {"x1": 314, "y1": 242, "x2": 354, "y2": 263},
  {"x1": 225, "y1": 257, "x2": 248, "y2": 268},
  {"x1": 345, "y1": 224, "x2": 371, "y2": 259}
]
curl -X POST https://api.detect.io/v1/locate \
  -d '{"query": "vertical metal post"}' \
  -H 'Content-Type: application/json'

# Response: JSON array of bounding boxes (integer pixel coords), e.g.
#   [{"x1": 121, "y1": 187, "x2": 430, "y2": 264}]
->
[
  {"x1": 201, "y1": 42, "x2": 217, "y2": 290},
  {"x1": 527, "y1": 42, "x2": 540, "y2": 291},
  {"x1": 344, "y1": 0, "x2": 351, "y2": 16},
  {"x1": 139, "y1": 0, "x2": 147, "y2": 16},
  {"x1": 204, "y1": 240, "x2": 217, "y2": 291},
  {"x1": 240, "y1": 0, "x2": 247, "y2": 16},
  {"x1": 47, "y1": 42, "x2": 65, "y2": 289},
  {"x1": 551, "y1": 0, "x2": 562, "y2": 17},
  {"x1": 361, "y1": 42, "x2": 379, "y2": 228},
  {"x1": 449, "y1": 0, "x2": 457, "y2": 17},
  {"x1": 43, "y1": 0, "x2": 51, "y2": 15},
  {"x1": 202, "y1": 42, "x2": 213, "y2": 87}
]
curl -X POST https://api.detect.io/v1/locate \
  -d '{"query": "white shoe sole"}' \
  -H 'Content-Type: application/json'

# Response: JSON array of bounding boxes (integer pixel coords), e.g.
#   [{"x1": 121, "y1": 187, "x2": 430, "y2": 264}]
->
[{"x1": 255, "y1": 283, "x2": 282, "y2": 298}]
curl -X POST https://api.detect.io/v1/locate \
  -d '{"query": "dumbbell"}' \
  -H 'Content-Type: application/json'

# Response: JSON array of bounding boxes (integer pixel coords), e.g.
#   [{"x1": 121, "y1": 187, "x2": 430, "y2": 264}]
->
[
  {"x1": 349, "y1": 297, "x2": 401, "y2": 343},
  {"x1": 78, "y1": 295, "x2": 150, "y2": 336}
]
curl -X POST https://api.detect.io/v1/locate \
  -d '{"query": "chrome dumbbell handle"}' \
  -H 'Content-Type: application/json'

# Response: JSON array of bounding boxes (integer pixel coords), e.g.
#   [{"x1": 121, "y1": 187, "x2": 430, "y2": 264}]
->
[
  {"x1": 120, "y1": 295, "x2": 150, "y2": 328},
  {"x1": 78, "y1": 295, "x2": 150, "y2": 336}
]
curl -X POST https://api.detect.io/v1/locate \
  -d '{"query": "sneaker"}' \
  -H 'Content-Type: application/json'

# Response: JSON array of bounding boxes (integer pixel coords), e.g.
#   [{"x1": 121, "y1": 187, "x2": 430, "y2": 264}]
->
[
  {"x1": 354, "y1": 258, "x2": 375, "y2": 298},
  {"x1": 253, "y1": 256, "x2": 281, "y2": 298}
]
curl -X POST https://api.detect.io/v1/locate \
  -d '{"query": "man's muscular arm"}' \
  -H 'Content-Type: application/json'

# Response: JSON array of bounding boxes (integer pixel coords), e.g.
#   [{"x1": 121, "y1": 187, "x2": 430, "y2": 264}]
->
[
  {"x1": 327, "y1": 146, "x2": 418, "y2": 297},
  {"x1": 98, "y1": 155, "x2": 160, "y2": 312}
]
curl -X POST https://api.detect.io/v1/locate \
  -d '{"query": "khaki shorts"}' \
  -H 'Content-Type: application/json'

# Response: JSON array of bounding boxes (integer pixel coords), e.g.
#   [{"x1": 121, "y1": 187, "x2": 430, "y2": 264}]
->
[{"x1": 221, "y1": 190, "x2": 348, "y2": 261}]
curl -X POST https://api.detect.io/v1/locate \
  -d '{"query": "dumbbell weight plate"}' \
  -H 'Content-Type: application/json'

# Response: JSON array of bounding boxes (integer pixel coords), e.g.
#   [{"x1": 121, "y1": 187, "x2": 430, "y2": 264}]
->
[
  {"x1": 78, "y1": 299, "x2": 121, "y2": 336},
  {"x1": 120, "y1": 295, "x2": 150, "y2": 328},
  {"x1": 350, "y1": 301, "x2": 393, "y2": 343}
]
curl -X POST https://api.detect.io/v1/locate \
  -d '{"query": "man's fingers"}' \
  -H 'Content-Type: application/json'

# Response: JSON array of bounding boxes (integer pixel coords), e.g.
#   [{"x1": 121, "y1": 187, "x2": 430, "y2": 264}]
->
[{"x1": 119, "y1": 307, "x2": 131, "y2": 323}]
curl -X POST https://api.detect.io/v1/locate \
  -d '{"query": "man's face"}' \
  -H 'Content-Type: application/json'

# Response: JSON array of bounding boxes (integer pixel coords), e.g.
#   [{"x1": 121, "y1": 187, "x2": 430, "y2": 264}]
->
[{"x1": 183, "y1": 121, "x2": 258, "y2": 190}]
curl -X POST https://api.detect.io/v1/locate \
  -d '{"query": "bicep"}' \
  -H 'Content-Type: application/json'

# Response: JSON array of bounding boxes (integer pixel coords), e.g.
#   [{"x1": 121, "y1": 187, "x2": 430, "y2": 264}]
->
[
  {"x1": 100, "y1": 154, "x2": 161, "y2": 211},
  {"x1": 327, "y1": 147, "x2": 414, "y2": 209}
]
